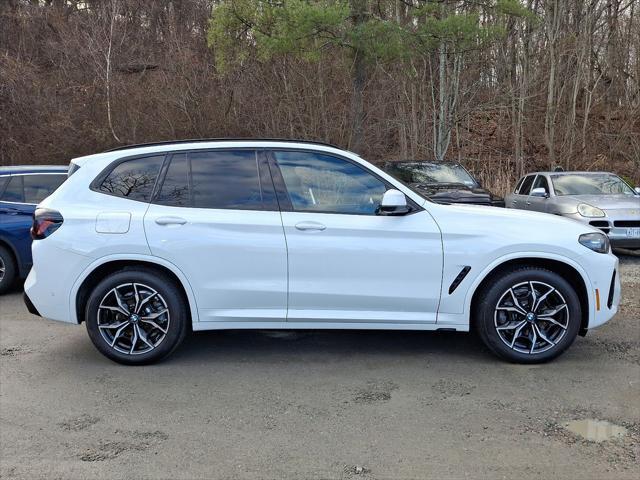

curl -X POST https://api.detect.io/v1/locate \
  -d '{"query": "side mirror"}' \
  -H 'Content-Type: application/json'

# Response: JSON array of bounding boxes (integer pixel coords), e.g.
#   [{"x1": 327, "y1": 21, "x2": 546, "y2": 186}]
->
[
  {"x1": 377, "y1": 189, "x2": 410, "y2": 216},
  {"x1": 635, "y1": 186, "x2": 640, "y2": 194},
  {"x1": 530, "y1": 187, "x2": 549, "y2": 198}
]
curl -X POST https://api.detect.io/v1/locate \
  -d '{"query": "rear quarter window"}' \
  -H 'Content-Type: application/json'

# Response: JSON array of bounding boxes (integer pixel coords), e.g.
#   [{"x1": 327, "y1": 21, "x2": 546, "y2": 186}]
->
[{"x1": 97, "y1": 156, "x2": 164, "y2": 202}]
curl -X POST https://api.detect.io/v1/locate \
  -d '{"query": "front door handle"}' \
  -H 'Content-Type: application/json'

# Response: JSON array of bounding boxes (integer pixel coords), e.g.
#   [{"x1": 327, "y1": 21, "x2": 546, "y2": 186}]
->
[
  {"x1": 155, "y1": 216, "x2": 187, "y2": 226},
  {"x1": 295, "y1": 221, "x2": 326, "y2": 231},
  {"x1": 526, "y1": 201, "x2": 531, "y2": 206}
]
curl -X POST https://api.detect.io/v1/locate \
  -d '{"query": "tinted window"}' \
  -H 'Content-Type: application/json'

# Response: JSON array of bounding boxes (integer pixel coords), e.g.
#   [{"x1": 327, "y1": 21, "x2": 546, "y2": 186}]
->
[
  {"x1": 156, "y1": 153, "x2": 190, "y2": 207},
  {"x1": 0, "y1": 177, "x2": 9, "y2": 197},
  {"x1": 98, "y1": 156, "x2": 164, "y2": 202},
  {"x1": 1, "y1": 176, "x2": 24, "y2": 203},
  {"x1": 518, "y1": 175, "x2": 535, "y2": 195},
  {"x1": 531, "y1": 175, "x2": 549, "y2": 194},
  {"x1": 274, "y1": 151, "x2": 387, "y2": 215},
  {"x1": 23, "y1": 174, "x2": 66, "y2": 204},
  {"x1": 190, "y1": 150, "x2": 263, "y2": 210}
]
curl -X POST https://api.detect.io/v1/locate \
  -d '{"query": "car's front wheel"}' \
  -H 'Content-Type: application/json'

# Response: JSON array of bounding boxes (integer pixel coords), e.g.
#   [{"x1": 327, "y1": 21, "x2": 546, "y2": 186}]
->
[
  {"x1": 475, "y1": 267, "x2": 581, "y2": 363},
  {"x1": 85, "y1": 268, "x2": 188, "y2": 365}
]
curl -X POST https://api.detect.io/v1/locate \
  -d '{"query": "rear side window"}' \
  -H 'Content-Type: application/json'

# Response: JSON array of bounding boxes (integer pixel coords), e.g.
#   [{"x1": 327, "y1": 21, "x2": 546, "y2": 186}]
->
[
  {"x1": 0, "y1": 174, "x2": 65, "y2": 204},
  {"x1": 23, "y1": 174, "x2": 66, "y2": 204},
  {"x1": 517, "y1": 175, "x2": 536, "y2": 195},
  {"x1": 155, "y1": 150, "x2": 265, "y2": 210},
  {"x1": 513, "y1": 176, "x2": 525, "y2": 193},
  {"x1": 156, "y1": 153, "x2": 190, "y2": 207},
  {"x1": 98, "y1": 156, "x2": 164, "y2": 202},
  {"x1": 0, "y1": 176, "x2": 9, "y2": 197}
]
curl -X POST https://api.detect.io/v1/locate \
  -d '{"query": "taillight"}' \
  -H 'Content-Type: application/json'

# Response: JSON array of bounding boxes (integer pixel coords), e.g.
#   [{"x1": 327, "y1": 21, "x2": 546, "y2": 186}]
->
[{"x1": 31, "y1": 208, "x2": 64, "y2": 240}]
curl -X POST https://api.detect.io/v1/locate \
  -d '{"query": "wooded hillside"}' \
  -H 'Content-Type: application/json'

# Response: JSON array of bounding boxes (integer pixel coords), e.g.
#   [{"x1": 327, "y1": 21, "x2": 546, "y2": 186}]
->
[{"x1": 1, "y1": 1, "x2": 638, "y2": 193}]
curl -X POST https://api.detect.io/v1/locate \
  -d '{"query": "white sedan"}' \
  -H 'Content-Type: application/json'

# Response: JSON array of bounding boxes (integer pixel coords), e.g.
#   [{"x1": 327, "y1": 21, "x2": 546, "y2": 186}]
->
[{"x1": 24, "y1": 140, "x2": 620, "y2": 364}]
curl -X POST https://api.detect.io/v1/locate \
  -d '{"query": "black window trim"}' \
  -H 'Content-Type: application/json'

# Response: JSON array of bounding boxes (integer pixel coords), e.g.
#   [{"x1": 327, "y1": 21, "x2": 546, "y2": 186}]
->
[
  {"x1": 0, "y1": 172, "x2": 67, "y2": 206},
  {"x1": 266, "y1": 148, "x2": 423, "y2": 216},
  {"x1": 90, "y1": 153, "x2": 168, "y2": 204},
  {"x1": 150, "y1": 148, "x2": 279, "y2": 212}
]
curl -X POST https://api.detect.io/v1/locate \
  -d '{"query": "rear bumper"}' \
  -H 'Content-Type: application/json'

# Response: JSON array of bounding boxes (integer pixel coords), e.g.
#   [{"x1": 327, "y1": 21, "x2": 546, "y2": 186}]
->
[{"x1": 23, "y1": 291, "x2": 41, "y2": 317}]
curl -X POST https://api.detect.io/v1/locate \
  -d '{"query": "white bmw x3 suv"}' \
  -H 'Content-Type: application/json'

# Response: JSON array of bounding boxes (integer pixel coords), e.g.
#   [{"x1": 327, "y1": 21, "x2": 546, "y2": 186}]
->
[{"x1": 24, "y1": 139, "x2": 621, "y2": 365}]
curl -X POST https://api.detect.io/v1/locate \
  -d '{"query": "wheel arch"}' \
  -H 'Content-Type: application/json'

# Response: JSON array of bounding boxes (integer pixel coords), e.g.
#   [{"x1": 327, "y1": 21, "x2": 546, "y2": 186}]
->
[
  {"x1": 0, "y1": 236, "x2": 24, "y2": 277},
  {"x1": 71, "y1": 255, "x2": 199, "y2": 325},
  {"x1": 467, "y1": 256, "x2": 591, "y2": 336}
]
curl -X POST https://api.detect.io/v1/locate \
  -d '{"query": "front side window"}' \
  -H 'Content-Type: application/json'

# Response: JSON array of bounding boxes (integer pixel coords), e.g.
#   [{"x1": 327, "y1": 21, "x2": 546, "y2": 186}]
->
[
  {"x1": 274, "y1": 151, "x2": 387, "y2": 215},
  {"x1": 531, "y1": 175, "x2": 550, "y2": 194},
  {"x1": 155, "y1": 150, "x2": 264, "y2": 210},
  {"x1": 98, "y1": 156, "x2": 164, "y2": 202}
]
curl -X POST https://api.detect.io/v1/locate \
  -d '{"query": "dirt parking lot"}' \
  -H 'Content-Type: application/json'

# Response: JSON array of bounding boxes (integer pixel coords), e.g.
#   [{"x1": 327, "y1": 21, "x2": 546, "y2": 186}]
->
[{"x1": 1, "y1": 256, "x2": 639, "y2": 480}]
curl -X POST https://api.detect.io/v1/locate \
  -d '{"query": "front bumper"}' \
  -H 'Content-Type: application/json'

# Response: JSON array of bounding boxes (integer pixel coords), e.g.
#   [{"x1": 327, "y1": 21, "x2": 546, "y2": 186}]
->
[{"x1": 563, "y1": 213, "x2": 640, "y2": 249}]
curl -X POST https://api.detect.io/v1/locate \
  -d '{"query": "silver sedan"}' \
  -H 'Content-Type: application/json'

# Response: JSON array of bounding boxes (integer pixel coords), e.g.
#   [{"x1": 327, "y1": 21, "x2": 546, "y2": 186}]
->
[{"x1": 506, "y1": 171, "x2": 640, "y2": 250}]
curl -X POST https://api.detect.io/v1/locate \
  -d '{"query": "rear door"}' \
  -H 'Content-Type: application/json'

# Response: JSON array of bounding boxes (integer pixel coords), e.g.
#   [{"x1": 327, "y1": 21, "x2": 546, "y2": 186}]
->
[
  {"x1": 269, "y1": 149, "x2": 443, "y2": 325},
  {"x1": 508, "y1": 174, "x2": 535, "y2": 210},
  {"x1": 144, "y1": 149, "x2": 287, "y2": 324}
]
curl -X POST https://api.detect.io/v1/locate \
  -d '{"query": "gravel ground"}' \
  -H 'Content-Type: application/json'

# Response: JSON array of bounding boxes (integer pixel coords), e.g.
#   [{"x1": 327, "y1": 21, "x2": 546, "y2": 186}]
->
[{"x1": 1, "y1": 256, "x2": 638, "y2": 480}]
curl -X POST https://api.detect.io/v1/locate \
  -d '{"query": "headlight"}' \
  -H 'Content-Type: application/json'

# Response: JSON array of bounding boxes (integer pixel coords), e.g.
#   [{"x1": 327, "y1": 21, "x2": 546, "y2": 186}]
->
[
  {"x1": 577, "y1": 203, "x2": 605, "y2": 217},
  {"x1": 579, "y1": 232, "x2": 610, "y2": 253}
]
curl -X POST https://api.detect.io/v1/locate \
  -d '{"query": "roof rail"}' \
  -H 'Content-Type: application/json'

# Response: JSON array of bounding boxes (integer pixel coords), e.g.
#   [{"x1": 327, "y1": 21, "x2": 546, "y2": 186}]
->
[{"x1": 105, "y1": 138, "x2": 341, "y2": 152}]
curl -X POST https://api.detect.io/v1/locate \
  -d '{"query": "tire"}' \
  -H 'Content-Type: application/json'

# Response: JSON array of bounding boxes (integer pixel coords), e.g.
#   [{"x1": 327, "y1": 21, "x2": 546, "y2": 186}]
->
[
  {"x1": 475, "y1": 267, "x2": 581, "y2": 363},
  {"x1": 85, "y1": 267, "x2": 188, "y2": 365},
  {"x1": 0, "y1": 245, "x2": 17, "y2": 295}
]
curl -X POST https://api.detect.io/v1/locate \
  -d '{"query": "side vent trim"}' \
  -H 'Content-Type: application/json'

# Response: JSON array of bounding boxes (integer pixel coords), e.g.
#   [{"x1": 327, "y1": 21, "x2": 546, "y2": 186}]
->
[{"x1": 449, "y1": 266, "x2": 471, "y2": 294}]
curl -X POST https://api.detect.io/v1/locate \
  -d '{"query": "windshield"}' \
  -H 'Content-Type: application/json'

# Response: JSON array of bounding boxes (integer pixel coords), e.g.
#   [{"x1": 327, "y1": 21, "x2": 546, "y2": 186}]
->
[
  {"x1": 551, "y1": 173, "x2": 636, "y2": 196},
  {"x1": 386, "y1": 163, "x2": 477, "y2": 186}
]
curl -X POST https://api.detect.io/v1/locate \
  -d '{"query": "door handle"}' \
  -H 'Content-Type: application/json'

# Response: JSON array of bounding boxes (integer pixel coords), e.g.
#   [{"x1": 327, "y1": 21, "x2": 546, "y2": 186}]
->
[
  {"x1": 526, "y1": 201, "x2": 531, "y2": 206},
  {"x1": 155, "y1": 216, "x2": 187, "y2": 226},
  {"x1": 295, "y1": 221, "x2": 326, "y2": 231}
]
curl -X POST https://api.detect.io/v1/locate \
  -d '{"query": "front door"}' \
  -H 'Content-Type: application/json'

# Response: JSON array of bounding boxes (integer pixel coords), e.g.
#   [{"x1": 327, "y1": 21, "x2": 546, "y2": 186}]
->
[
  {"x1": 144, "y1": 150, "x2": 288, "y2": 324},
  {"x1": 526, "y1": 175, "x2": 551, "y2": 212},
  {"x1": 269, "y1": 150, "x2": 443, "y2": 324}
]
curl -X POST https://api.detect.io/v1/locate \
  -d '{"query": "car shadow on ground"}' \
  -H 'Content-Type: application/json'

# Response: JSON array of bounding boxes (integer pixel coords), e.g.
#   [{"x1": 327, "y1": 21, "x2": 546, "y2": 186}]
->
[{"x1": 165, "y1": 328, "x2": 493, "y2": 366}]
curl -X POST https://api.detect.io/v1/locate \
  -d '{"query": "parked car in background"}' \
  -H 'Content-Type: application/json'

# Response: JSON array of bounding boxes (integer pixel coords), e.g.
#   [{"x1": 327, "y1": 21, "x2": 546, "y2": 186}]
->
[
  {"x1": 23, "y1": 139, "x2": 620, "y2": 365},
  {"x1": 506, "y1": 171, "x2": 640, "y2": 251},
  {"x1": 0, "y1": 166, "x2": 68, "y2": 293},
  {"x1": 383, "y1": 161, "x2": 504, "y2": 207}
]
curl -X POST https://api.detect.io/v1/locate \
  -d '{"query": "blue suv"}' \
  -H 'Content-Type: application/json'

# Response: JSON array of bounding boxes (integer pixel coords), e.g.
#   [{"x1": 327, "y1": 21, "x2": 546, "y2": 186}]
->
[{"x1": 0, "y1": 166, "x2": 68, "y2": 293}]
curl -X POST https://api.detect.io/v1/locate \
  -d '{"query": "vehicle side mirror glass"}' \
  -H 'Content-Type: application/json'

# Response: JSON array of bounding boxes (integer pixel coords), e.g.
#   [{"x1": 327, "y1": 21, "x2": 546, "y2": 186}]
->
[
  {"x1": 377, "y1": 189, "x2": 410, "y2": 216},
  {"x1": 635, "y1": 186, "x2": 640, "y2": 194},
  {"x1": 530, "y1": 187, "x2": 548, "y2": 198}
]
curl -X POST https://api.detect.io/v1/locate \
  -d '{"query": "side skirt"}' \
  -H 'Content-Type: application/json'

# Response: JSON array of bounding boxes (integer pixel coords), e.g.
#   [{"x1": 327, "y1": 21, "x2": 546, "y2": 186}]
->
[{"x1": 192, "y1": 321, "x2": 470, "y2": 332}]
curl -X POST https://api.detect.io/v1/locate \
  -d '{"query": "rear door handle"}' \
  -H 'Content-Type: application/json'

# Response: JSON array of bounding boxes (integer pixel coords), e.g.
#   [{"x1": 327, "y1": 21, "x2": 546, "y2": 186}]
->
[
  {"x1": 155, "y1": 216, "x2": 187, "y2": 226},
  {"x1": 295, "y1": 221, "x2": 326, "y2": 231}
]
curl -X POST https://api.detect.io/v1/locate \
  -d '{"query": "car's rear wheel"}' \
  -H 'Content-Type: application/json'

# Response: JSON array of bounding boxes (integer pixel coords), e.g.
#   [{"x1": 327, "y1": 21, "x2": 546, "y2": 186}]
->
[
  {"x1": 85, "y1": 268, "x2": 188, "y2": 365},
  {"x1": 475, "y1": 267, "x2": 581, "y2": 363},
  {"x1": 0, "y1": 245, "x2": 17, "y2": 294}
]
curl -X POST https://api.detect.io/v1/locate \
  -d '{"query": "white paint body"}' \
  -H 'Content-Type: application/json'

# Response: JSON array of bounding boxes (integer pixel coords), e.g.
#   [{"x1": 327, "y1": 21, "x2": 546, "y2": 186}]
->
[{"x1": 25, "y1": 141, "x2": 620, "y2": 334}]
